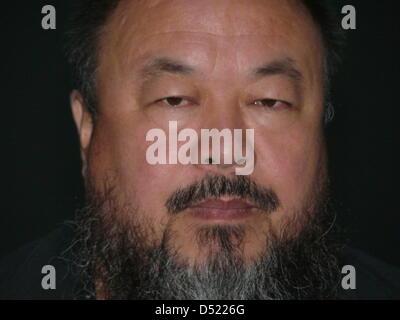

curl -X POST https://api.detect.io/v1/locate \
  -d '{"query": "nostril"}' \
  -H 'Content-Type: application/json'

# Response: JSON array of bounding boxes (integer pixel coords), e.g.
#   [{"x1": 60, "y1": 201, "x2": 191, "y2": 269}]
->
[
  {"x1": 201, "y1": 157, "x2": 215, "y2": 164},
  {"x1": 203, "y1": 157, "x2": 243, "y2": 167}
]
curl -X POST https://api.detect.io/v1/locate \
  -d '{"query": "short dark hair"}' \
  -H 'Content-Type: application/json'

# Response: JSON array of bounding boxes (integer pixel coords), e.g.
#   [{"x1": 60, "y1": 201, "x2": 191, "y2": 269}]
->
[
  {"x1": 301, "y1": 0, "x2": 346, "y2": 123},
  {"x1": 66, "y1": 0, "x2": 345, "y2": 122},
  {"x1": 66, "y1": 0, "x2": 120, "y2": 118}
]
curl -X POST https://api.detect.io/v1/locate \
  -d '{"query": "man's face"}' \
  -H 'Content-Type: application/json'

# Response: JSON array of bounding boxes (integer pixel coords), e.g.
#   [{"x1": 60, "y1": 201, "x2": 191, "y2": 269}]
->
[{"x1": 72, "y1": 0, "x2": 328, "y2": 292}]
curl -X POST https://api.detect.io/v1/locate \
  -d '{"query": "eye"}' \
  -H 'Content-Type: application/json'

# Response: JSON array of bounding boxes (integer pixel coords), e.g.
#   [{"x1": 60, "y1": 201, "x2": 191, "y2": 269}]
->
[
  {"x1": 158, "y1": 96, "x2": 189, "y2": 108},
  {"x1": 252, "y1": 99, "x2": 291, "y2": 109}
]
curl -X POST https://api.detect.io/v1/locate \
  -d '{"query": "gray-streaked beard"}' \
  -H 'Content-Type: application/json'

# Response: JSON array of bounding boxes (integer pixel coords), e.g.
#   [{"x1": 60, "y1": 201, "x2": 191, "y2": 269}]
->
[{"x1": 68, "y1": 175, "x2": 343, "y2": 300}]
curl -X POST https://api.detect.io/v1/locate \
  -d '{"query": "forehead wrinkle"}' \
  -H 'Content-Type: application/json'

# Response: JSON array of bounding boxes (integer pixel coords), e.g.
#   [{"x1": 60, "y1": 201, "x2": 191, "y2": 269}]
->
[
  {"x1": 110, "y1": 0, "x2": 315, "y2": 41},
  {"x1": 104, "y1": 0, "x2": 322, "y2": 64},
  {"x1": 101, "y1": 0, "x2": 324, "y2": 96}
]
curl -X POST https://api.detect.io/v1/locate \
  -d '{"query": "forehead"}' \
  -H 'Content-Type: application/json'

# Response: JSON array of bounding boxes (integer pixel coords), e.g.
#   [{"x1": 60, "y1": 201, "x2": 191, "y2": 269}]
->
[
  {"x1": 110, "y1": 0, "x2": 317, "y2": 36},
  {"x1": 99, "y1": 0, "x2": 323, "y2": 82}
]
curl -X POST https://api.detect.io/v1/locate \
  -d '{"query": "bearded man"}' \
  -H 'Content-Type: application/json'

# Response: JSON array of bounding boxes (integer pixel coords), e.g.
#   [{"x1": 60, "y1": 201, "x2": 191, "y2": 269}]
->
[{"x1": 1, "y1": 0, "x2": 400, "y2": 300}]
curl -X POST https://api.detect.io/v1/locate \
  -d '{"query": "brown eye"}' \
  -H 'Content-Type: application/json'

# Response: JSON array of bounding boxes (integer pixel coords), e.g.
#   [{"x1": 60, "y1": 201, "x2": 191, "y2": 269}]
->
[
  {"x1": 161, "y1": 96, "x2": 188, "y2": 107},
  {"x1": 253, "y1": 99, "x2": 281, "y2": 108}
]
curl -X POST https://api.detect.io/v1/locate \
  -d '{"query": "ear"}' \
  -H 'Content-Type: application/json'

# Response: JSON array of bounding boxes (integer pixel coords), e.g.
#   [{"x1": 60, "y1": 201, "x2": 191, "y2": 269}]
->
[{"x1": 70, "y1": 90, "x2": 94, "y2": 176}]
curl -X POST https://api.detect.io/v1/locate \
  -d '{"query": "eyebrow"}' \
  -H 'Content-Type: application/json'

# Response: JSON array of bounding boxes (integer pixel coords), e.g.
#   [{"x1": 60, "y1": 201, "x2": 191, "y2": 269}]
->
[
  {"x1": 251, "y1": 58, "x2": 303, "y2": 82},
  {"x1": 140, "y1": 57, "x2": 195, "y2": 79},
  {"x1": 138, "y1": 56, "x2": 302, "y2": 83}
]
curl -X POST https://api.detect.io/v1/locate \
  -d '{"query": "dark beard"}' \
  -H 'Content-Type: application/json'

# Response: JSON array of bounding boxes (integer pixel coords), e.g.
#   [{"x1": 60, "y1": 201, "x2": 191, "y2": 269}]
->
[{"x1": 69, "y1": 174, "x2": 343, "y2": 300}]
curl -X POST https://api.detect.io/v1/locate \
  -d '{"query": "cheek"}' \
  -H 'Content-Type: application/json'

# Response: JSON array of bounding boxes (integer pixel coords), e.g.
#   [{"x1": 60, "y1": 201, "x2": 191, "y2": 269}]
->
[
  {"x1": 255, "y1": 125, "x2": 324, "y2": 209},
  {"x1": 88, "y1": 116, "x2": 177, "y2": 226}
]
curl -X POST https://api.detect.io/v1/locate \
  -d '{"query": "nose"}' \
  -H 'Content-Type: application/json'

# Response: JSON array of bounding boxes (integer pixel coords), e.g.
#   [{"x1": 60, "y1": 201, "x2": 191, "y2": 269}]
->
[{"x1": 193, "y1": 99, "x2": 255, "y2": 176}]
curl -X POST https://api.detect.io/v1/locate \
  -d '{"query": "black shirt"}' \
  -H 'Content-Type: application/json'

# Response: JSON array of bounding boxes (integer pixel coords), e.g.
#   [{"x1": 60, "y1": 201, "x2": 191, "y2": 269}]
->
[{"x1": 1, "y1": 223, "x2": 399, "y2": 299}]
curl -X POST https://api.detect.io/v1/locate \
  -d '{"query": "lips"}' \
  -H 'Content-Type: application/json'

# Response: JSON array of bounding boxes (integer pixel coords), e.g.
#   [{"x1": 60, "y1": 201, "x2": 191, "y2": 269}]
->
[{"x1": 189, "y1": 199, "x2": 257, "y2": 220}]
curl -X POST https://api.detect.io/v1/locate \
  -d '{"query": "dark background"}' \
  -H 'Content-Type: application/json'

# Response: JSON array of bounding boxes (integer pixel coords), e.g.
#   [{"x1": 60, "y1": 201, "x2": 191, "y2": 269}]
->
[{"x1": 3, "y1": 1, "x2": 400, "y2": 267}]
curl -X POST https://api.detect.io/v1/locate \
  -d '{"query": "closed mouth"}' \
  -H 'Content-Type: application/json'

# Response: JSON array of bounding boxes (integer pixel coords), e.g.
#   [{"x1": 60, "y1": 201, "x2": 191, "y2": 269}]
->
[{"x1": 188, "y1": 198, "x2": 258, "y2": 221}]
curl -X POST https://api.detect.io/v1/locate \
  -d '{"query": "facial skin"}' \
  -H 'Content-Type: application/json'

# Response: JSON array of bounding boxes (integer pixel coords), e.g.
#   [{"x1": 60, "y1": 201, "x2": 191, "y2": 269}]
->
[{"x1": 71, "y1": 0, "x2": 328, "y2": 297}]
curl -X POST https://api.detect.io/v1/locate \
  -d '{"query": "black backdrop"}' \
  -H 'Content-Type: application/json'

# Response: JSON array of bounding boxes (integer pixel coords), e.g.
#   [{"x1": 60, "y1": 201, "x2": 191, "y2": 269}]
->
[{"x1": 3, "y1": 1, "x2": 400, "y2": 268}]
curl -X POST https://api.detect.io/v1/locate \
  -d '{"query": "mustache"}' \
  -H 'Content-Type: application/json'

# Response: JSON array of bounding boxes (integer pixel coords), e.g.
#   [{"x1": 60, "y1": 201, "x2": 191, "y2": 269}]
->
[{"x1": 165, "y1": 174, "x2": 280, "y2": 215}]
